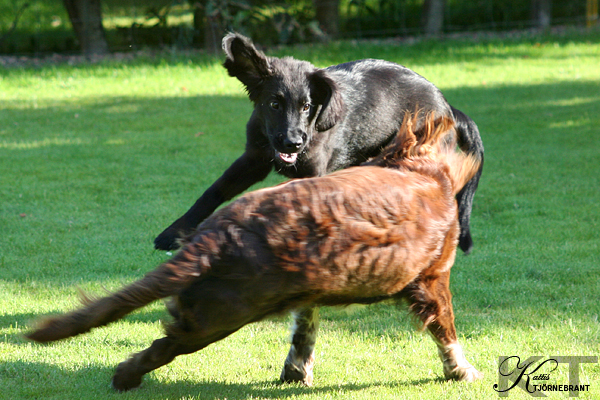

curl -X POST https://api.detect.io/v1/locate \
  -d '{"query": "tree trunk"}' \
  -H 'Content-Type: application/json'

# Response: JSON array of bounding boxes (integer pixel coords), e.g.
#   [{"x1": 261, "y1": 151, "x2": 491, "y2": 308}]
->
[
  {"x1": 204, "y1": 14, "x2": 222, "y2": 54},
  {"x1": 63, "y1": 0, "x2": 109, "y2": 57},
  {"x1": 531, "y1": 0, "x2": 552, "y2": 29},
  {"x1": 313, "y1": 0, "x2": 339, "y2": 38},
  {"x1": 192, "y1": 4, "x2": 204, "y2": 48},
  {"x1": 422, "y1": 0, "x2": 445, "y2": 36},
  {"x1": 588, "y1": 0, "x2": 599, "y2": 28}
]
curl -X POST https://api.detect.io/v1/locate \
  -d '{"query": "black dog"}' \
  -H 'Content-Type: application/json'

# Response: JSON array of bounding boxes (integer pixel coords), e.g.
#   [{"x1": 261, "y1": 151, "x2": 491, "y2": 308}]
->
[{"x1": 154, "y1": 32, "x2": 483, "y2": 254}]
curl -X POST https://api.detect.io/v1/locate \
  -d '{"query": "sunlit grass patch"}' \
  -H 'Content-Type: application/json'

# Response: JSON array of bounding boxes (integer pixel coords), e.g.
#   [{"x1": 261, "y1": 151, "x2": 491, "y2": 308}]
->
[{"x1": 1, "y1": 30, "x2": 600, "y2": 399}]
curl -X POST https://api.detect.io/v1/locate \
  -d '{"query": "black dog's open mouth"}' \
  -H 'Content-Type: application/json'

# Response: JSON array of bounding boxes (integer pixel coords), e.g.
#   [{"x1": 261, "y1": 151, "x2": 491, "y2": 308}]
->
[{"x1": 275, "y1": 151, "x2": 298, "y2": 164}]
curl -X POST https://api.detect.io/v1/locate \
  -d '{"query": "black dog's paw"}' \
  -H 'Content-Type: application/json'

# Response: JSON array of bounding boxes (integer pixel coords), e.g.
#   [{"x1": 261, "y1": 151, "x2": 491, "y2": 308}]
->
[{"x1": 154, "y1": 228, "x2": 182, "y2": 251}]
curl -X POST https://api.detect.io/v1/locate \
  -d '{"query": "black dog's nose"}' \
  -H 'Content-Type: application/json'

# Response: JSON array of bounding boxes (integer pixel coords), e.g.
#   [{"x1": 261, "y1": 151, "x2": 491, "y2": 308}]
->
[{"x1": 282, "y1": 137, "x2": 303, "y2": 152}]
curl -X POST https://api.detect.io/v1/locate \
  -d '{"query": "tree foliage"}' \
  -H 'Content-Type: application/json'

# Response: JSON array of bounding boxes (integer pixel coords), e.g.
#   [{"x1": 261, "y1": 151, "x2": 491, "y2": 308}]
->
[{"x1": 0, "y1": 0, "x2": 592, "y2": 55}]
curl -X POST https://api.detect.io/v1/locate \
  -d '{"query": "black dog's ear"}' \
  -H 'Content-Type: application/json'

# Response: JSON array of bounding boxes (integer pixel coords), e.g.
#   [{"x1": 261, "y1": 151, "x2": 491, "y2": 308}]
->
[
  {"x1": 310, "y1": 69, "x2": 344, "y2": 132},
  {"x1": 222, "y1": 33, "x2": 272, "y2": 101}
]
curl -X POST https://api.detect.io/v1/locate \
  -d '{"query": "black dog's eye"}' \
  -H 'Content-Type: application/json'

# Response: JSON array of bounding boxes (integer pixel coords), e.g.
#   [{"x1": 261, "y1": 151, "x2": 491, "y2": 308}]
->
[
  {"x1": 302, "y1": 103, "x2": 311, "y2": 112},
  {"x1": 270, "y1": 101, "x2": 280, "y2": 110}
]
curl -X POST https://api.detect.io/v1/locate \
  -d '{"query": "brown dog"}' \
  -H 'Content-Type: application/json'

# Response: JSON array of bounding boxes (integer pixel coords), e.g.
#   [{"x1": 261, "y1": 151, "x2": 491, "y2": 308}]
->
[{"x1": 26, "y1": 113, "x2": 482, "y2": 391}]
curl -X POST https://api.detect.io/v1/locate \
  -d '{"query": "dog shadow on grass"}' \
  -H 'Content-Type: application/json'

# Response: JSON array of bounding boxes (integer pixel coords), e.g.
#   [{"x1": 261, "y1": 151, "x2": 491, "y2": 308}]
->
[
  {"x1": 1, "y1": 359, "x2": 444, "y2": 399},
  {"x1": 150, "y1": 377, "x2": 446, "y2": 400}
]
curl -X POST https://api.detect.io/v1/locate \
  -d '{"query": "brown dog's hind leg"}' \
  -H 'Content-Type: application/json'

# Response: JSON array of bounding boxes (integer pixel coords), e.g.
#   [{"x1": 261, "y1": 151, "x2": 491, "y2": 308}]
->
[
  {"x1": 112, "y1": 285, "x2": 253, "y2": 391},
  {"x1": 112, "y1": 336, "x2": 201, "y2": 392},
  {"x1": 280, "y1": 307, "x2": 319, "y2": 386},
  {"x1": 405, "y1": 270, "x2": 483, "y2": 382}
]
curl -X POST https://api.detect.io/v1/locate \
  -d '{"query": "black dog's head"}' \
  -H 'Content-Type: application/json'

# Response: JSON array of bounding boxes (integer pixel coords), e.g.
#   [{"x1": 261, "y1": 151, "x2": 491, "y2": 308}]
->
[{"x1": 222, "y1": 33, "x2": 344, "y2": 167}]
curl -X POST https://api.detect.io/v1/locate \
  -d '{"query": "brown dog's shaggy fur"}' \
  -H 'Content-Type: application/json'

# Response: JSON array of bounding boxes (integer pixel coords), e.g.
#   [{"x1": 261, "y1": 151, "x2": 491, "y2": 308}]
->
[{"x1": 26, "y1": 113, "x2": 482, "y2": 391}]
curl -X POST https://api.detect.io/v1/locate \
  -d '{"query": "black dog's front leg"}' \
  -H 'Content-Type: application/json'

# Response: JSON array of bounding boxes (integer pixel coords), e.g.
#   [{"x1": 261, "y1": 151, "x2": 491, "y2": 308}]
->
[{"x1": 154, "y1": 152, "x2": 272, "y2": 250}]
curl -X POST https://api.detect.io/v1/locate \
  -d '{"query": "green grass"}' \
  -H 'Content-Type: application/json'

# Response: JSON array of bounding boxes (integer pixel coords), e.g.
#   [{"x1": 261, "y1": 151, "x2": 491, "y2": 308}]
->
[{"x1": 1, "y1": 29, "x2": 600, "y2": 399}]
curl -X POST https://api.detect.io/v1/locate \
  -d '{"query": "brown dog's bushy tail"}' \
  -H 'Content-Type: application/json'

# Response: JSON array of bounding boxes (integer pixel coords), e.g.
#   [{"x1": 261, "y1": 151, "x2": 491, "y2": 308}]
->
[
  {"x1": 442, "y1": 144, "x2": 481, "y2": 196},
  {"x1": 26, "y1": 246, "x2": 205, "y2": 343},
  {"x1": 367, "y1": 111, "x2": 480, "y2": 195}
]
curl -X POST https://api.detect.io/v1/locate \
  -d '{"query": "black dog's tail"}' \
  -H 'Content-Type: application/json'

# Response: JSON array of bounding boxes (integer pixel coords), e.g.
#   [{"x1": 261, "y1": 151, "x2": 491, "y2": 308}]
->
[
  {"x1": 451, "y1": 106, "x2": 484, "y2": 254},
  {"x1": 26, "y1": 248, "x2": 206, "y2": 343}
]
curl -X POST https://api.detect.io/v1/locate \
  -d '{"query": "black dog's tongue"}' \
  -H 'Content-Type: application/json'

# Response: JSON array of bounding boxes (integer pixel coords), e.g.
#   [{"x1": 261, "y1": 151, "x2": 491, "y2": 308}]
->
[{"x1": 277, "y1": 152, "x2": 298, "y2": 164}]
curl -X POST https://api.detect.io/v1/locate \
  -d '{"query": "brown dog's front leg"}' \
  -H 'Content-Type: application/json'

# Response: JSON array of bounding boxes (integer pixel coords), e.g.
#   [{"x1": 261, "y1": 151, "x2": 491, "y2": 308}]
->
[
  {"x1": 280, "y1": 308, "x2": 319, "y2": 386},
  {"x1": 437, "y1": 342, "x2": 483, "y2": 382},
  {"x1": 417, "y1": 272, "x2": 483, "y2": 383}
]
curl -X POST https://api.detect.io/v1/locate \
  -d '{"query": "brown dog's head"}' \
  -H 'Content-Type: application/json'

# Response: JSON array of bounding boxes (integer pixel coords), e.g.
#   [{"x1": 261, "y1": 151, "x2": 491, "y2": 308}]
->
[{"x1": 222, "y1": 33, "x2": 344, "y2": 168}]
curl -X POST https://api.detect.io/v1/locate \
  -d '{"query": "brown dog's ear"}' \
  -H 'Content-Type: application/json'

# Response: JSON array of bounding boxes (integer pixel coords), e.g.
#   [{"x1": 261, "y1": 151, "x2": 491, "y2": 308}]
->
[
  {"x1": 222, "y1": 32, "x2": 272, "y2": 101},
  {"x1": 310, "y1": 69, "x2": 344, "y2": 132}
]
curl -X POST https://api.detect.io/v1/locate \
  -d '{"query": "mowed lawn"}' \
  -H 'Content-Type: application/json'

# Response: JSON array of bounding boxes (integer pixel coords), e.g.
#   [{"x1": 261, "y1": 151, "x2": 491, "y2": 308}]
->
[{"x1": 1, "y1": 29, "x2": 599, "y2": 399}]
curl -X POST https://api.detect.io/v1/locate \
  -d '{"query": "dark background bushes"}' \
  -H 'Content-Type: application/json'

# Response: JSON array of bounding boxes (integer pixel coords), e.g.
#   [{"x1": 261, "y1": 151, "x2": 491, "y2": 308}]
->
[{"x1": 0, "y1": 0, "x2": 592, "y2": 55}]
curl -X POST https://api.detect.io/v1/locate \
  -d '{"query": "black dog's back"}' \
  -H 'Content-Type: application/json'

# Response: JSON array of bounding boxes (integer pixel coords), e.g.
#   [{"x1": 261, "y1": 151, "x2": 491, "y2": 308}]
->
[{"x1": 321, "y1": 59, "x2": 453, "y2": 172}]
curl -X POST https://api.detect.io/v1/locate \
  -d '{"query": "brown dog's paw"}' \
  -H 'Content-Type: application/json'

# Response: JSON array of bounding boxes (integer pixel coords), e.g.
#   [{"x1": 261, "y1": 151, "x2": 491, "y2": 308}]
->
[
  {"x1": 445, "y1": 364, "x2": 484, "y2": 382},
  {"x1": 111, "y1": 362, "x2": 143, "y2": 392},
  {"x1": 438, "y1": 343, "x2": 483, "y2": 383},
  {"x1": 111, "y1": 374, "x2": 142, "y2": 392}
]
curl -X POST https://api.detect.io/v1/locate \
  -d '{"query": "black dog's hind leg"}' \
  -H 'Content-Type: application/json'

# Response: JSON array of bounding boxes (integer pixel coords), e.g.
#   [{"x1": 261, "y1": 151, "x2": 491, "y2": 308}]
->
[
  {"x1": 450, "y1": 106, "x2": 484, "y2": 254},
  {"x1": 281, "y1": 307, "x2": 319, "y2": 386}
]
